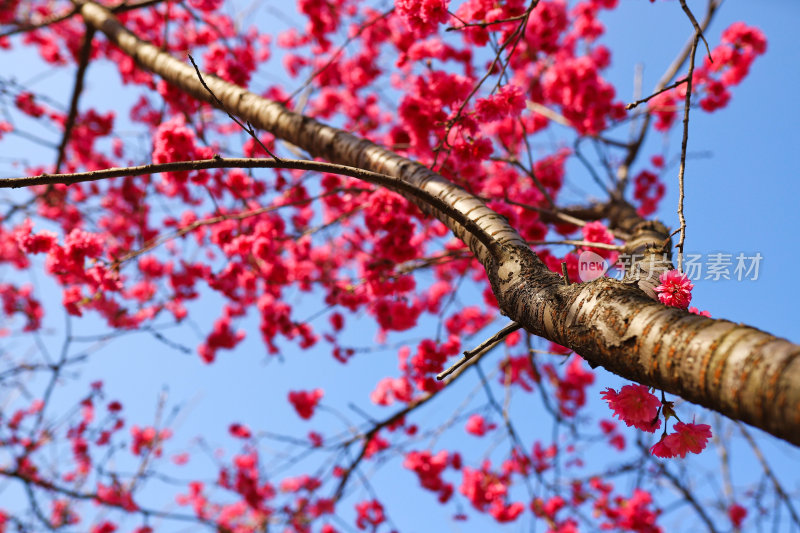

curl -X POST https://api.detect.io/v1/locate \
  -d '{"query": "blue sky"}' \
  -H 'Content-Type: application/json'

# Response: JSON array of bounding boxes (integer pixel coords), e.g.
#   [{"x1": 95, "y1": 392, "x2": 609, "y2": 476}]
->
[{"x1": 1, "y1": 1, "x2": 799, "y2": 531}]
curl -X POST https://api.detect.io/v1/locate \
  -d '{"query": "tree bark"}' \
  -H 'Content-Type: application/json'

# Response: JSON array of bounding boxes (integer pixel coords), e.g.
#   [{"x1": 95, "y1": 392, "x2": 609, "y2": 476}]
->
[{"x1": 73, "y1": 0, "x2": 800, "y2": 446}]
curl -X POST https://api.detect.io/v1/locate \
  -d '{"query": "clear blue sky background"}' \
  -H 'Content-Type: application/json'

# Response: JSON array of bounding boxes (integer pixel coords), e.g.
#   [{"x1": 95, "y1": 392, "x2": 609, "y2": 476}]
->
[{"x1": 1, "y1": 1, "x2": 799, "y2": 531}]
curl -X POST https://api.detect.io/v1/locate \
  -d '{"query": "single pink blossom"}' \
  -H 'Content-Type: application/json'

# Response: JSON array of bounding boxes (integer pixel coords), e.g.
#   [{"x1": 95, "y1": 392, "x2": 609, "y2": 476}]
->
[
  {"x1": 655, "y1": 270, "x2": 694, "y2": 309},
  {"x1": 662, "y1": 421, "x2": 712, "y2": 458},
  {"x1": 649, "y1": 436, "x2": 676, "y2": 458},
  {"x1": 601, "y1": 384, "x2": 661, "y2": 432},
  {"x1": 465, "y1": 414, "x2": 495, "y2": 436},
  {"x1": 728, "y1": 503, "x2": 747, "y2": 528}
]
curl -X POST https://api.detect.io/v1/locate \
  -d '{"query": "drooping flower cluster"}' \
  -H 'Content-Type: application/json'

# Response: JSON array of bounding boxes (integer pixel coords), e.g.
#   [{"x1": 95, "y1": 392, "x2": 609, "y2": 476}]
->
[
  {"x1": 650, "y1": 421, "x2": 712, "y2": 459},
  {"x1": 603, "y1": 384, "x2": 712, "y2": 459}
]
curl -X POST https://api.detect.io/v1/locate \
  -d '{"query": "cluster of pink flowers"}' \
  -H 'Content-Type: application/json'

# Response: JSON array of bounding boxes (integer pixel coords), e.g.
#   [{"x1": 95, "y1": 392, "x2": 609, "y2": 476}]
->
[
  {"x1": 465, "y1": 414, "x2": 496, "y2": 436},
  {"x1": 633, "y1": 169, "x2": 666, "y2": 216},
  {"x1": 460, "y1": 462, "x2": 525, "y2": 523},
  {"x1": 403, "y1": 450, "x2": 455, "y2": 503},
  {"x1": 395, "y1": 0, "x2": 450, "y2": 35},
  {"x1": 603, "y1": 384, "x2": 712, "y2": 459},
  {"x1": 130, "y1": 425, "x2": 172, "y2": 457},
  {"x1": 649, "y1": 23, "x2": 767, "y2": 129},
  {"x1": 474, "y1": 84, "x2": 526, "y2": 122}
]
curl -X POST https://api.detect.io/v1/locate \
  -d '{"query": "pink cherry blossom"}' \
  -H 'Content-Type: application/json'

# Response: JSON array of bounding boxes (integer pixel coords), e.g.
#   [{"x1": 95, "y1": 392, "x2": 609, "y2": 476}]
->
[
  {"x1": 601, "y1": 384, "x2": 662, "y2": 432},
  {"x1": 650, "y1": 422, "x2": 712, "y2": 458},
  {"x1": 662, "y1": 422, "x2": 712, "y2": 458},
  {"x1": 729, "y1": 503, "x2": 748, "y2": 528},
  {"x1": 288, "y1": 389, "x2": 324, "y2": 420},
  {"x1": 654, "y1": 269, "x2": 694, "y2": 309}
]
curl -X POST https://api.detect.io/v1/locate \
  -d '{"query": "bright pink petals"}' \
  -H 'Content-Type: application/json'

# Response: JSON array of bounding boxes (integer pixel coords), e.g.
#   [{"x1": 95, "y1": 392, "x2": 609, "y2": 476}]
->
[
  {"x1": 650, "y1": 422, "x2": 712, "y2": 459},
  {"x1": 355, "y1": 499, "x2": 385, "y2": 530},
  {"x1": 729, "y1": 503, "x2": 748, "y2": 528},
  {"x1": 288, "y1": 389, "x2": 324, "y2": 420},
  {"x1": 465, "y1": 414, "x2": 495, "y2": 436},
  {"x1": 601, "y1": 384, "x2": 661, "y2": 433},
  {"x1": 403, "y1": 450, "x2": 454, "y2": 502},
  {"x1": 460, "y1": 462, "x2": 524, "y2": 523},
  {"x1": 395, "y1": 0, "x2": 450, "y2": 35},
  {"x1": 688, "y1": 306, "x2": 711, "y2": 318},
  {"x1": 475, "y1": 85, "x2": 526, "y2": 122},
  {"x1": 633, "y1": 170, "x2": 666, "y2": 216},
  {"x1": 654, "y1": 269, "x2": 694, "y2": 309}
]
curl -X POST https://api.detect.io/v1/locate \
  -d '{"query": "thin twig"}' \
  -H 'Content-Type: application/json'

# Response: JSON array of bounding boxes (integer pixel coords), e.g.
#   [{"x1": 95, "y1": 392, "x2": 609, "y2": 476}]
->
[
  {"x1": 737, "y1": 423, "x2": 800, "y2": 525},
  {"x1": 640, "y1": 442, "x2": 721, "y2": 533},
  {"x1": 434, "y1": 0, "x2": 538, "y2": 167},
  {"x1": 286, "y1": 9, "x2": 394, "y2": 103},
  {"x1": 496, "y1": 153, "x2": 555, "y2": 207},
  {"x1": 437, "y1": 321, "x2": 522, "y2": 380},
  {"x1": 626, "y1": 76, "x2": 688, "y2": 110},
  {"x1": 333, "y1": 336, "x2": 490, "y2": 501},
  {"x1": 187, "y1": 54, "x2": 279, "y2": 159},
  {"x1": 55, "y1": 25, "x2": 96, "y2": 172},
  {"x1": 679, "y1": 0, "x2": 713, "y2": 61},
  {"x1": 676, "y1": 35, "x2": 698, "y2": 272},
  {"x1": 617, "y1": 0, "x2": 720, "y2": 193},
  {"x1": 561, "y1": 262, "x2": 571, "y2": 285}
]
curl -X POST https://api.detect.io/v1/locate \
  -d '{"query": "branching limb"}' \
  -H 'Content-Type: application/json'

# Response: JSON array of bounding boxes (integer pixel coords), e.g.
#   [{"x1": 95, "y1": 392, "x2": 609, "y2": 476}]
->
[
  {"x1": 679, "y1": 0, "x2": 713, "y2": 61},
  {"x1": 640, "y1": 441, "x2": 721, "y2": 533},
  {"x1": 2, "y1": 156, "x2": 501, "y2": 256},
  {"x1": 617, "y1": 0, "x2": 720, "y2": 192}
]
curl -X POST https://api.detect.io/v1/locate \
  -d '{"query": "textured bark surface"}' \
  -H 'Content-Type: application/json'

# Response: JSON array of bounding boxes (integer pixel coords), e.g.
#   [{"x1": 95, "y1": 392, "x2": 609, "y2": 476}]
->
[{"x1": 76, "y1": 0, "x2": 800, "y2": 446}]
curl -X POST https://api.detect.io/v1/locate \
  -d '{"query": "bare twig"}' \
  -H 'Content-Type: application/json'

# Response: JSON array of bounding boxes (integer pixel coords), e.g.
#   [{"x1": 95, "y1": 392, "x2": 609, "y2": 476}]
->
[
  {"x1": 679, "y1": 0, "x2": 713, "y2": 61},
  {"x1": 626, "y1": 76, "x2": 688, "y2": 111},
  {"x1": 675, "y1": 35, "x2": 698, "y2": 272},
  {"x1": 187, "y1": 54, "x2": 279, "y2": 159},
  {"x1": 286, "y1": 9, "x2": 394, "y2": 103},
  {"x1": 55, "y1": 25, "x2": 96, "y2": 172},
  {"x1": 617, "y1": 0, "x2": 720, "y2": 192},
  {"x1": 437, "y1": 321, "x2": 522, "y2": 380},
  {"x1": 641, "y1": 442, "x2": 721, "y2": 533},
  {"x1": 333, "y1": 336, "x2": 491, "y2": 501},
  {"x1": 738, "y1": 423, "x2": 800, "y2": 525},
  {"x1": 561, "y1": 262, "x2": 571, "y2": 285}
]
